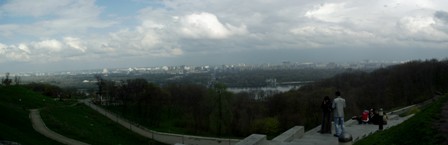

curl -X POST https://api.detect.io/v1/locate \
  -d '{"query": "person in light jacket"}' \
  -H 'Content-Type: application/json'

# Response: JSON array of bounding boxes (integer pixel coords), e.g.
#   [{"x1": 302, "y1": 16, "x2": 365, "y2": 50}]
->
[{"x1": 332, "y1": 91, "x2": 346, "y2": 137}]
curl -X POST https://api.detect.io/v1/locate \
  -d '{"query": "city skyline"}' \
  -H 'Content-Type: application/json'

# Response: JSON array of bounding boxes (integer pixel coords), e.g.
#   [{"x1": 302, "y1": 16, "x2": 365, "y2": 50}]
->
[{"x1": 1, "y1": 0, "x2": 448, "y2": 72}]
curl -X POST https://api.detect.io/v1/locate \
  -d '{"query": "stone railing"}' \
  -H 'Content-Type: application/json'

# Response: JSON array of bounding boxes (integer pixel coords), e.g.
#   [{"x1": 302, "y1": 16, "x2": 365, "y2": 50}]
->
[
  {"x1": 272, "y1": 126, "x2": 304, "y2": 142},
  {"x1": 234, "y1": 134, "x2": 268, "y2": 145}
]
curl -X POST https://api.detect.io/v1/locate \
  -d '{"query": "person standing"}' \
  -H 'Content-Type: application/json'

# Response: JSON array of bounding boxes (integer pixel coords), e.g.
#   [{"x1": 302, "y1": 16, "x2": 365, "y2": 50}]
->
[
  {"x1": 320, "y1": 96, "x2": 332, "y2": 134},
  {"x1": 332, "y1": 91, "x2": 346, "y2": 137}
]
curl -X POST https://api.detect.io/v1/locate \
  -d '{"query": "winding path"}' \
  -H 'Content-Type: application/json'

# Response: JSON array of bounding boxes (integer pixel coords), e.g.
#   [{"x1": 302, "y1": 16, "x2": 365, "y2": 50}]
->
[
  {"x1": 81, "y1": 99, "x2": 239, "y2": 145},
  {"x1": 29, "y1": 109, "x2": 89, "y2": 145}
]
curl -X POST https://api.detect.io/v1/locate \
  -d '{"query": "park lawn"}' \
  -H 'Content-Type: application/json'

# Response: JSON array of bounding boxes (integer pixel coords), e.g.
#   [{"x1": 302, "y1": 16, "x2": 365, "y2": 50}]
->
[
  {"x1": 40, "y1": 103, "x2": 166, "y2": 145},
  {"x1": 0, "y1": 86, "x2": 62, "y2": 145},
  {"x1": 354, "y1": 95, "x2": 448, "y2": 145},
  {"x1": 105, "y1": 106, "x2": 185, "y2": 133}
]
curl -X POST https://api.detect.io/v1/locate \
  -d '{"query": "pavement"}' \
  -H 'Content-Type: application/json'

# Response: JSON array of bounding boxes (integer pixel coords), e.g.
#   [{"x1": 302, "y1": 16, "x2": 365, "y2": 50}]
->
[
  {"x1": 29, "y1": 109, "x2": 90, "y2": 145},
  {"x1": 267, "y1": 114, "x2": 414, "y2": 145}
]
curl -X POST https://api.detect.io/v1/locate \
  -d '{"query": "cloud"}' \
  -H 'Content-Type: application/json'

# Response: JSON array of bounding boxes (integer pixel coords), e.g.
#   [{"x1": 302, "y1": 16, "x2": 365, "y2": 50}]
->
[
  {"x1": 33, "y1": 39, "x2": 63, "y2": 52},
  {"x1": 435, "y1": 11, "x2": 448, "y2": 23},
  {"x1": 396, "y1": 15, "x2": 448, "y2": 43},
  {"x1": 290, "y1": 25, "x2": 377, "y2": 48},
  {"x1": 0, "y1": 43, "x2": 6, "y2": 54},
  {"x1": 305, "y1": 3, "x2": 348, "y2": 23},
  {"x1": 0, "y1": 43, "x2": 31, "y2": 62},
  {"x1": 180, "y1": 12, "x2": 248, "y2": 39},
  {"x1": 2, "y1": 0, "x2": 448, "y2": 72},
  {"x1": 0, "y1": 0, "x2": 71, "y2": 17},
  {"x1": 18, "y1": 43, "x2": 31, "y2": 54},
  {"x1": 170, "y1": 48, "x2": 183, "y2": 56},
  {"x1": 64, "y1": 37, "x2": 87, "y2": 52},
  {"x1": 0, "y1": 0, "x2": 114, "y2": 38},
  {"x1": 434, "y1": 11, "x2": 448, "y2": 34}
]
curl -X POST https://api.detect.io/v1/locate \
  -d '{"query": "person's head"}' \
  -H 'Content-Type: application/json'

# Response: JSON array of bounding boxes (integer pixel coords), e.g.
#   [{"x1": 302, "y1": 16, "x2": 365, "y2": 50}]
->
[
  {"x1": 324, "y1": 96, "x2": 330, "y2": 101},
  {"x1": 335, "y1": 91, "x2": 341, "y2": 97}
]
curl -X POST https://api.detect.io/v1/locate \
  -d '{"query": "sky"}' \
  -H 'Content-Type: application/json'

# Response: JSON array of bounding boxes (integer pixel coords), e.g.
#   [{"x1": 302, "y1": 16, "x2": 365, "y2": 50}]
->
[{"x1": 1, "y1": 0, "x2": 448, "y2": 72}]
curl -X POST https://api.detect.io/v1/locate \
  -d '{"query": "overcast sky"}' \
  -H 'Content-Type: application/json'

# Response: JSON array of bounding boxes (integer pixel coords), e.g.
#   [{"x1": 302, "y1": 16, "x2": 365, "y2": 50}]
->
[{"x1": 1, "y1": 0, "x2": 448, "y2": 72}]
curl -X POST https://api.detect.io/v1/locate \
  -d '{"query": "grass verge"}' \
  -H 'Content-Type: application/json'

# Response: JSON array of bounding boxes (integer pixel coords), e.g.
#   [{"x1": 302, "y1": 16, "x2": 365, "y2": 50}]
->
[{"x1": 354, "y1": 95, "x2": 448, "y2": 145}]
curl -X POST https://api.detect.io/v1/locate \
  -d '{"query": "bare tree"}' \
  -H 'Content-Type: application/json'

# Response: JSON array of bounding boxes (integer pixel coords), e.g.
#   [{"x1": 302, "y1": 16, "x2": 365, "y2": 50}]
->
[
  {"x1": 14, "y1": 75, "x2": 21, "y2": 85},
  {"x1": 2, "y1": 73, "x2": 12, "y2": 86},
  {"x1": 94, "y1": 74, "x2": 105, "y2": 96}
]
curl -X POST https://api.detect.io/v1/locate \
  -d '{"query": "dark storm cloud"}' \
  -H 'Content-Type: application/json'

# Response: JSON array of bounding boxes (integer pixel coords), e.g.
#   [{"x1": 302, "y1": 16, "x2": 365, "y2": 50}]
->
[{"x1": 435, "y1": 11, "x2": 448, "y2": 23}]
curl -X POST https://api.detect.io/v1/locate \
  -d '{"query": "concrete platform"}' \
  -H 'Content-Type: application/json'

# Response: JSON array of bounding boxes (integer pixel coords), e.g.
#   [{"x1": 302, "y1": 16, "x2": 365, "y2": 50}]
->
[{"x1": 276, "y1": 114, "x2": 414, "y2": 145}]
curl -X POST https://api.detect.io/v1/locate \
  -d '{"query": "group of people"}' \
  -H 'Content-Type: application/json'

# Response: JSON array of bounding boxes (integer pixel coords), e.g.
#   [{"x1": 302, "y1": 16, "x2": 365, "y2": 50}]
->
[
  {"x1": 320, "y1": 91, "x2": 387, "y2": 137},
  {"x1": 319, "y1": 91, "x2": 346, "y2": 137},
  {"x1": 353, "y1": 108, "x2": 387, "y2": 125}
]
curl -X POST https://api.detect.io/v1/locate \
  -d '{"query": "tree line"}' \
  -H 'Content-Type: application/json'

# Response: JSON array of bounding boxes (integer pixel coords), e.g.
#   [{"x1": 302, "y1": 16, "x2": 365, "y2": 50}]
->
[
  {"x1": 5, "y1": 59, "x2": 446, "y2": 138},
  {"x1": 268, "y1": 59, "x2": 448, "y2": 132},
  {"x1": 92, "y1": 59, "x2": 448, "y2": 138}
]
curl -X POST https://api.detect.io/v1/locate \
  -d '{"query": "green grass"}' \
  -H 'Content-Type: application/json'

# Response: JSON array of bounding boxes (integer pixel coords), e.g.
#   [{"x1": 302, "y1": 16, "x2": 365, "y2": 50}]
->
[
  {"x1": 41, "y1": 104, "x2": 165, "y2": 145},
  {"x1": 105, "y1": 106, "x2": 242, "y2": 139},
  {"x1": 0, "y1": 86, "x2": 165, "y2": 145},
  {"x1": 0, "y1": 86, "x2": 61, "y2": 145},
  {"x1": 355, "y1": 95, "x2": 448, "y2": 145},
  {"x1": 105, "y1": 106, "x2": 189, "y2": 134}
]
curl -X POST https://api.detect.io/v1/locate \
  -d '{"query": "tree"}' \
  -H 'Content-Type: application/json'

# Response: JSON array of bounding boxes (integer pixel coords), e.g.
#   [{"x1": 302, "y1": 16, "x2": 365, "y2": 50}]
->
[
  {"x1": 2, "y1": 72, "x2": 12, "y2": 86},
  {"x1": 14, "y1": 75, "x2": 21, "y2": 85},
  {"x1": 94, "y1": 74, "x2": 105, "y2": 96}
]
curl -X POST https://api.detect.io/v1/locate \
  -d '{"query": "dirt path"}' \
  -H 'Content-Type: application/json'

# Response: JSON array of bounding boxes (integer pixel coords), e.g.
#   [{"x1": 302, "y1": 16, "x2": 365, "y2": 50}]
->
[{"x1": 29, "y1": 109, "x2": 89, "y2": 145}]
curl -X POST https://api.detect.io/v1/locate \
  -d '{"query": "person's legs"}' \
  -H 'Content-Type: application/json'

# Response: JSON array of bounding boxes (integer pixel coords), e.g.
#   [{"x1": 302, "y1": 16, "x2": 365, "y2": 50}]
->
[
  {"x1": 334, "y1": 117, "x2": 341, "y2": 136},
  {"x1": 340, "y1": 117, "x2": 345, "y2": 134},
  {"x1": 320, "y1": 113, "x2": 325, "y2": 133},
  {"x1": 334, "y1": 117, "x2": 345, "y2": 136},
  {"x1": 324, "y1": 113, "x2": 332, "y2": 133}
]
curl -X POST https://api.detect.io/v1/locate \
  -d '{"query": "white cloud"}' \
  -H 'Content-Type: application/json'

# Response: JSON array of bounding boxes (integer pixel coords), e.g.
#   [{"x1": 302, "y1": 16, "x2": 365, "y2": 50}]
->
[
  {"x1": 290, "y1": 25, "x2": 377, "y2": 48},
  {"x1": 109, "y1": 28, "x2": 161, "y2": 52},
  {"x1": 2, "y1": 0, "x2": 448, "y2": 71},
  {"x1": 0, "y1": 0, "x2": 114, "y2": 38},
  {"x1": 64, "y1": 37, "x2": 87, "y2": 52},
  {"x1": 33, "y1": 39, "x2": 63, "y2": 52},
  {"x1": 396, "y1": 15, "x2": 448, "y2": 43},
  {"x1": 0, "y1": 44, "x2": 31, "y2": 62},
  {"x1": 180, "y1": 12, "x2": 248, "y2": 39},
  {"x1": 398, "y1": 16, "x2": 435, "y2": 34},
  {"x1": 305, "y1": 3, "x2": 348, "y2": 23},
  {"x1": 170, "y1": 48, "x2": 183, "y2": 56},
  {"x1": 18, "y1": 43, "x2": 31, "y2": 54},
  {"x1": 0, "y1": 43, "x2": 6, "y2": 54}
]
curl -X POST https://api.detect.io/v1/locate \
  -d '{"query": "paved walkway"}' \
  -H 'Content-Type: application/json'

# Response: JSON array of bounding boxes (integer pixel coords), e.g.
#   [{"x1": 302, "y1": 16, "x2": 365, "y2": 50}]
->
[
  {"x1": 29, "y1": 109, "x2": 89, "y2": 145},
  {"x1": 284, "y1": 114, "x2": 413, "y2": 145},
  {"x1": 81, "y1": 99, "x2": 239, "y2": 145}
]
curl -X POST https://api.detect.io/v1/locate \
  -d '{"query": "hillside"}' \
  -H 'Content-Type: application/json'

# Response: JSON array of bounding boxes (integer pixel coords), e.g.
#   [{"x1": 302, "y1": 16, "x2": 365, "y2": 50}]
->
[
  {"x1": 0, "y1": 86, "x2": 164, "y2": 145},
  {"x1": 0, "y1": 86, "x2": 61, "y2": 145},
  {"x1": 94, "y1": 59, "x2": 448, "y2": 138}
]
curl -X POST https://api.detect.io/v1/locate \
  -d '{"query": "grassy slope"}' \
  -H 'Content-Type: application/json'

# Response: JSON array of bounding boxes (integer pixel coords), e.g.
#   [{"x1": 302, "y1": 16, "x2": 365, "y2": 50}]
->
[
  {"x1": 0, "y1": 86, "x2": 165, "y2": 145},
  {"x1": 40, "y1": 103, "x2": 165, "y2": 145},
  {"x1": 0, "y1": 86, "x2": 61, "y2": 145},
  {"x1": 355, "y1": 95, "x2": 448, "y2": 145}
]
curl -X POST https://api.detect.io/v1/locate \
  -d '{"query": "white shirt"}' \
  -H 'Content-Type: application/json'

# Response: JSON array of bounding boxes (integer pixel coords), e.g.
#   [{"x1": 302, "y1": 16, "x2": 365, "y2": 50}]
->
[{"x1": 332, "y1": 96, "x2": 346, "y2": 117}]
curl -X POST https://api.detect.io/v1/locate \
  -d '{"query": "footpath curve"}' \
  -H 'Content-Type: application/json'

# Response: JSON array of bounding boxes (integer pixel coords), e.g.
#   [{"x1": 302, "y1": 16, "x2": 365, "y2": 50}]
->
[
  {"x1": 81, "y1": 99, "x2": 239, "y2": 145},
  {"x1": 29, "y1": 109, "x2": 89, "y2": 145}
]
